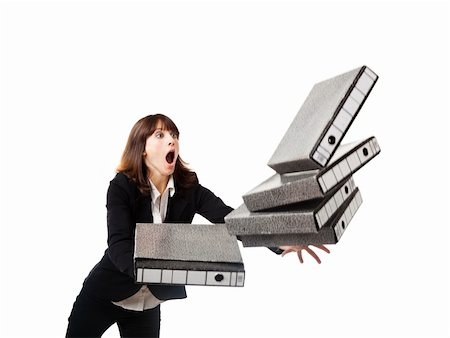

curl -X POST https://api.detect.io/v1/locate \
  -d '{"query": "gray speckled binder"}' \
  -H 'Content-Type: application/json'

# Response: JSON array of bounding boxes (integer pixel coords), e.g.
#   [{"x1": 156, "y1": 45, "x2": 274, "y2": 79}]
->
[
  {"x1": 225, "y1": 177, "x2": 357, "y2": 236},
  {"x1": 244, "y1": 136, "x2": 380, "y2": 211},
  {"x1": 134, "y1": 223, "x2": 245, "y2": 287},
  {"x1": 268, "y1": 66, "x2": 378, "y2": 173},
  {"x1": 238, "y1": 188, "x2": 362, "y2": 247}
]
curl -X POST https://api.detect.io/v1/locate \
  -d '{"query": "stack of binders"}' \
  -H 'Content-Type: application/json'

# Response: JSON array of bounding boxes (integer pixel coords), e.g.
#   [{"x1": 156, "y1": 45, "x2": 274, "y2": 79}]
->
[{"x1": 225, "y1": 65, "x2": 381, "y2": 247}]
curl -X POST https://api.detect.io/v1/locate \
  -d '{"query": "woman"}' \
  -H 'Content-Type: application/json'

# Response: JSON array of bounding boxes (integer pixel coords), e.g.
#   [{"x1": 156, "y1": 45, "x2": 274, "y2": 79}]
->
[{"x1": 66, "y1": 114, "x2": 329, "y2": 337}]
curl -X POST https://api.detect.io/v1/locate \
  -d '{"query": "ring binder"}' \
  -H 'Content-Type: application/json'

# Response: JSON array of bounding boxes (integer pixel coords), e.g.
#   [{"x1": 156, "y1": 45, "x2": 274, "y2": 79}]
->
[
  {"x1": 268, "y1": 66, "x2": 378, "y2": 173},
  {"x1": 134, "y1": 223, "x2": 245, "y2": 287}
]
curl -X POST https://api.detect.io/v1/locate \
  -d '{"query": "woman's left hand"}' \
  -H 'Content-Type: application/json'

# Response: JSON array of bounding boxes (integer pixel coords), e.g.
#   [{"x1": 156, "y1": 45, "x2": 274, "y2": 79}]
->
[{"x1": 279, "y1": 245, "x2": 330, "y2": 264}]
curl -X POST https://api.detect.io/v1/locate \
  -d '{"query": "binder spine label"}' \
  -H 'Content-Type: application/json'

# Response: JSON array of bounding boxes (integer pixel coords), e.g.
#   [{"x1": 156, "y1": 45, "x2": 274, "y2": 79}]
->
[
  {"x1": 318, "y1": 137, "x2": 380, "y2": 193},
  {"x1": 334, "y1": 190, "x2": 363, "y2": 241},
  {"x1": 136, "y1": 268, "x2": 245, "y2": 287},
  {"x1": 315, "y1": 177, "x2": 356, "y2": 229},
  {"x1": 312, "y1": 67, "x2": 377, "y2": 167}
]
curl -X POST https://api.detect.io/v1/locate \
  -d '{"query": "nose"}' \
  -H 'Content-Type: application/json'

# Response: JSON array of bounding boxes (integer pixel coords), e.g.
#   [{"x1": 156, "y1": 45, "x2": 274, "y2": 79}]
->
[{"x1": 168, "y1": 135, "x2": 175, "y2": 146}]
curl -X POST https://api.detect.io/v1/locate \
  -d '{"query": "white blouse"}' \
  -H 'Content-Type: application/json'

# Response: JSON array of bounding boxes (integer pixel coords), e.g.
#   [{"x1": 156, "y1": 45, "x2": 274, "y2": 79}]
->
[{"x1": 112, "y1": 176, "x2": 175, "y2": 311}]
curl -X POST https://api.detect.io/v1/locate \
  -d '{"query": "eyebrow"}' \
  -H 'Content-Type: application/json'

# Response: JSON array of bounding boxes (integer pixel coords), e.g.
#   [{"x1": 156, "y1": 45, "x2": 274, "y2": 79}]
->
[{"x1": 154, "y1": 127, "x2": 179, "y2": 137}]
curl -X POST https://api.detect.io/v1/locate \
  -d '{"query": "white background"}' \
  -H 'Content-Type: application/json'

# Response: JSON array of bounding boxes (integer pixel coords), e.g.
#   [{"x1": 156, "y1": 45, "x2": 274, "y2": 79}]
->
[{"x1": 1, "y1": 1, "x2": 449, "y2": 337}]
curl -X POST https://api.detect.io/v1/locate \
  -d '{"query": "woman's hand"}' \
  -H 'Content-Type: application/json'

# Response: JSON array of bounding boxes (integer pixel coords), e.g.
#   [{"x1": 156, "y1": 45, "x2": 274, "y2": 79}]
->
[{"x1": 279, "y1": 245, "x2": 330, "y2": 264}]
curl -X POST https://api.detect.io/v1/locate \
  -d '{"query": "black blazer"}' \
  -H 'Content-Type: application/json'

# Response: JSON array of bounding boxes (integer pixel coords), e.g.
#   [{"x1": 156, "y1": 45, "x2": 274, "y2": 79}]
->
[{"x1": 82, "y1": 172, "x2": 234, "y2": 302}]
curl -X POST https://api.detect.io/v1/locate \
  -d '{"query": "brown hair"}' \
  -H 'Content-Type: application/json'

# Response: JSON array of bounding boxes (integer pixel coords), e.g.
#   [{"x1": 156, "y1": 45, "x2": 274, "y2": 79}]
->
[{"x1": 117, "y1": 114, "x2": 197, "y2": 195}]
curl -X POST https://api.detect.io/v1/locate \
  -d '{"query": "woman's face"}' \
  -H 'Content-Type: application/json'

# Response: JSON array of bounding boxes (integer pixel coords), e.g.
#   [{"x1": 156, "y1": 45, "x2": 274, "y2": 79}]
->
[{"x1": 143, "y1": 122, "x2": 179, "y2": 178}]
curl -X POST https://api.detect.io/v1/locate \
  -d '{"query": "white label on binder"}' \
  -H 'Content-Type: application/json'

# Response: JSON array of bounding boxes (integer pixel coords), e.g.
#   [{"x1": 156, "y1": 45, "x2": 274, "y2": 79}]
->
[
  {"x1": 347, "y1": 153, "x2": 361, "y2": 171},
  {"x1": 350, "y1": 87, "x2": 365, "y2": 104},
  {"x1": 344, "y1": 206, "x2": 353, "y2": 225},
  {"x1": 365, "y1": 67, "x2": 377, "y2": 80},
  {"x1": 326, "y1": 201, "x2": 334, "y2": 218},
  {"x1": 355, "y1": 73, "x2": 374, "y2": 95},
  {"x1": 367, "y1": 140, "x2": 376, "y2": 156},
  {"x1": 355, "y1": 190, "x2": 363, "y2": 206},
  {"x1": 231, "y1": 272, "x2": 237, "y2": 286},
  {"x1": 333, "y1": 109, "x2": 353, "y2": 133},
  {"x1": 313, "y1": 151, "x2": 327, "y2": 166},
  {"x1": 334, "y1": 188, "x2": 344, "y2": 206},
  {"x1": 143, "y1": 269, "x2": 161, "y2": 283},
  {"x1": 372, "y1": 138, "x2": 381, "y2": 152},
  {"x1": 349, "y1": 177, "x2": 355, "y2": 190},
  {"x1": 172, "y1": 270, "x2": 187, "y2": 284},
  {"x1": 161, "y1": 269, "x2": 172, "y2": 284},
  {"x1": 318, "y1": 176, "x2": 327, "y2": 192},
  {"x1": 187, "y1": 271, "x2": 207, "y2": 285},
  {"x1": 321, "y1": 170, "x2": 336, "y2": 192},
  {"x1": 318, "y1": 144, "x2": 331, "y2": 157},
  {"x1": 329, "y1": 196, "x2": 338, "y2": 214},
  {"x1": 236, "y1": 272, "x2": 245, "y2": 286},
  {"x1": 342, "y1": 96, "x2": 360, "y2": 116},
  {"x1": 316, "y1": 207, "x2": 328, "y2": 228},
  {"x1": 333, "y1": 165, "x2": 344, "y2": 181},
  {"x1": 137, "y1": 268, "x2": 143, "y2": 283},
  {"x1": 349, "y1": 199, "x2": 357, "y2": 215},
  {"x1": 339, "y1": 160, "x2": 352, "y2": 178}
]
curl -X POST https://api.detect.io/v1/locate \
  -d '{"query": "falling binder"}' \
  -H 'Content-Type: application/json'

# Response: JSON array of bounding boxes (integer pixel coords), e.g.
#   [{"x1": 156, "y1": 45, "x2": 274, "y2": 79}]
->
[
  {"x1": 134, "y1": 223, "x2": 245, "y2": 287},
  {"x1": 243, "y1": 136, "x2": 380, "y2": 211},
  {"x1": 226, "y1": 176, "x2": 357, "y2": 237},
  {"x1": 236, "y1": 188, "x2": 363, "y2": 247},
  {"x1": 268, "y1": 65, "x2": 378, "y2": 173}
]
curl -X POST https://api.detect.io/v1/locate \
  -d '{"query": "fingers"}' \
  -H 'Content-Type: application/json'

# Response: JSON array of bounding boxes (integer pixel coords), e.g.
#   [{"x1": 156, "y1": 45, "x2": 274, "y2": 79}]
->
[
  {"x1": 281, "y1": 245, "x2": 329, "y2": 264},
  {"x1": 305, "y1": 247, "x2": 321, "y2": 264},
  {"x1": 312, "y1": 244, "x2": 330, "y2": 254},
  {"x1": 281, "y1": 248, "x2": 296, "y2": 257}
]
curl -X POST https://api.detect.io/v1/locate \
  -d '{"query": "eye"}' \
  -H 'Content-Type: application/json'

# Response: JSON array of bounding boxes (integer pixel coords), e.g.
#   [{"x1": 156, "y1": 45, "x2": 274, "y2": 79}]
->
[
  {"x1": 155, "y1": 131, "x2": 163, "y2": 138},
  {"x1": 171, "y1": 132, "x2": 178, "y2": 139}
]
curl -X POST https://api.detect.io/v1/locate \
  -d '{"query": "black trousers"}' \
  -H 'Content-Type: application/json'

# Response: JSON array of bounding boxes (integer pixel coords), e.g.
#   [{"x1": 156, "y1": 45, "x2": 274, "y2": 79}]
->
[{"x1": 66, "y1": 289, "x2": 160, "y2": 338}]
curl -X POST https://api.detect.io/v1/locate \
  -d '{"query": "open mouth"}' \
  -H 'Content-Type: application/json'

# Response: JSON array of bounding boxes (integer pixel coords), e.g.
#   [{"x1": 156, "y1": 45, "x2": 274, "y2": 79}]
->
[{"x1": 166, "y1": 151, "x2": 175, "y2": 164}]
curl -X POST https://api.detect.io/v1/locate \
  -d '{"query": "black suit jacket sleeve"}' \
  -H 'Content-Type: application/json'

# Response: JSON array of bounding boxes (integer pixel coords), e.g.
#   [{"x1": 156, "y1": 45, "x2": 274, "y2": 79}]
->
[
  {"x1": 194, "y1": 183, "x2": 283, "y2": 255},
  {"x1": 106, "y1": 179, "x2": 135, "y2": 279},
  {"x1": 194, "y1": 184, "x2": 234, "y2": 223}
]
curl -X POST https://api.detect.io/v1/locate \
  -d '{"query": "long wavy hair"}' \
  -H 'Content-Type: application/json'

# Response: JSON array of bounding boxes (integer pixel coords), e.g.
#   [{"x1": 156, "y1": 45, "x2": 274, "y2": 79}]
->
[{"x1": 117, "y1": 114, "x2": 197, "y2": 195}]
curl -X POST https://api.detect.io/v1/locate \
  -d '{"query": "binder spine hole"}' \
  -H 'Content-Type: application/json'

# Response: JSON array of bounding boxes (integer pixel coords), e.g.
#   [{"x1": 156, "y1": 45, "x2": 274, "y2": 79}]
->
[
  {"x1": 363, "y1": 147, "x2": 369, "y2": 156},
  {"x1": 328, "y1": 136, "x2": 336, "y2": 145},
  {"x1": 341, "y1": 221, "x2": 345, "y2": 229},
  {"x1": 345, "y1": 186, "x2": 349, "y2": 194},
  {"x1": 215, "y1": 274, "x2": 224, "y2": 282}
]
